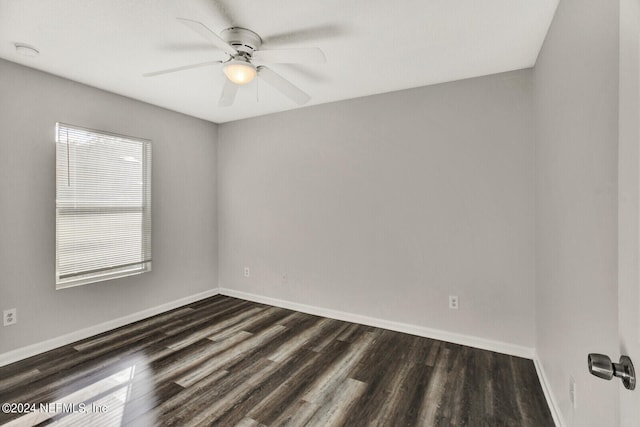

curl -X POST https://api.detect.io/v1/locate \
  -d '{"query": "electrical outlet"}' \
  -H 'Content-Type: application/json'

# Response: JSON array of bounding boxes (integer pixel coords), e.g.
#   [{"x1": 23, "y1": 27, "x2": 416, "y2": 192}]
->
[
  {"x1": 449, "y1": 296, "x2": 459, "y2": 310},
  {"x1": 3, "y1": 308, "x2": 17, "y2": 326},
  {"x1": 569, "y1": 376, "x2": 577, "y2": 409},
  {"x1": 243, "y1": 267, "x2": 250, "y2": 277}
]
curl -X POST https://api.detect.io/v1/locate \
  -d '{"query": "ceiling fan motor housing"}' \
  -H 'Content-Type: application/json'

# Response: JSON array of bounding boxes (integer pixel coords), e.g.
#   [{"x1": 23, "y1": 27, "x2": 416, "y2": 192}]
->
[{"x1": 221, "y1": 27, "x2": 262, "y2": 57}]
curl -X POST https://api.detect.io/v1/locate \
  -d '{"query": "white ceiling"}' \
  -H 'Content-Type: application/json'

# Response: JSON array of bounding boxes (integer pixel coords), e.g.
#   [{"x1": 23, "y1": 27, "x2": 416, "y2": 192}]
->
[{"x1": 0, "y1": 0, "x2": 558, "y2": 124}]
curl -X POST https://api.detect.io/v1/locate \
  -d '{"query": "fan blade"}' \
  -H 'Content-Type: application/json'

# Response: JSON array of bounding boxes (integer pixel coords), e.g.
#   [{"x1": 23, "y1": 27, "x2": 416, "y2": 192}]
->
[
  {"x1": 159, "y1": 42, "x2": 227, "y2": 53},
  {"x1": 257, "y1": 66, "x2": 310, "y2": 105},
  {"x1": 177, "y1": 18, "x2": 238, "y2": 56},
  {"x1": 276, "y1": 64, "x2": 327, "y2": 83},
  {"x1": 263, "y1": 24, "x2": 347, "y2": 45},
  {"x1": 210, "y1": 0, "x2": 240, "y2": 27},
  {"x1": 253, "y1": 48, "x2": 326, "y2": 64},
  {"x1": 219, "y1": 78, "x2": 239, "y2": 107},
  {"x1": 143, "y1": 61, "x2": 222, "y2": 77}
]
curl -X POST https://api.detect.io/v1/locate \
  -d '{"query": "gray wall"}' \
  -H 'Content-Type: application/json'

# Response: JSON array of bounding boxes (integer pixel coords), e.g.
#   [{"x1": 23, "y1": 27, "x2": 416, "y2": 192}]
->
[
  {"x1": 218, "y1": 70, "x2": 536, "y2": 348},
  {"x1": 533, "y1": 0, "x2": 620, "y2": 425},
  {"x1": 0, "y1": 59, "x2": 218, "y2": 353}
]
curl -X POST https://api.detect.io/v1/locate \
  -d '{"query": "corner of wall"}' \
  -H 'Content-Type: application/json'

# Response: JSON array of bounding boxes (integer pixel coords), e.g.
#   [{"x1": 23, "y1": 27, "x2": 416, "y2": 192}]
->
[{"x1": 533, "y1": 351, "x2": 566, "y2": 427}]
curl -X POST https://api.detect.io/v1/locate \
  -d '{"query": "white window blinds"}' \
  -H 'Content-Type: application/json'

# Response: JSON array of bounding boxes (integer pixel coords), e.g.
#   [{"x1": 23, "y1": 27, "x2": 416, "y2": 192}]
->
[{"x1": 55, "y1": 123, "x2": 152, "y2": 289}]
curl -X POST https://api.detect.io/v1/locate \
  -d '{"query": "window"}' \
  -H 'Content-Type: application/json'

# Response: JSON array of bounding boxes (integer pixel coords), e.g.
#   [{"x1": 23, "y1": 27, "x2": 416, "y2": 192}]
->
[{"x1": 55, "y1": 123, "x2": 152, "y2": 289}]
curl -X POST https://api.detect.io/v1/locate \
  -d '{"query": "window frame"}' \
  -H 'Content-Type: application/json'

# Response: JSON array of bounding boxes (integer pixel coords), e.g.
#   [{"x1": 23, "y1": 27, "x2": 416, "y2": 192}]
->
[{"x1": 55, "y1": 122, "x2": 152, "y2": 289}]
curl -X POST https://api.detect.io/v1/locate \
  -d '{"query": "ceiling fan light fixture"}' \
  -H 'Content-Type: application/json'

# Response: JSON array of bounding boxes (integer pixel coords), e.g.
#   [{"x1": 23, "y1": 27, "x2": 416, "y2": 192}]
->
[{"x1": 223, "y1": 59, "x2": 257, "y2": 85}]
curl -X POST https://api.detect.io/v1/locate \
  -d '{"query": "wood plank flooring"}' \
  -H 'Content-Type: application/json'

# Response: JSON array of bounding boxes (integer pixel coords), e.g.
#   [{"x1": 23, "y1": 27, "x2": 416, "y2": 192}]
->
[{"x1": 0, "y1": 295, "x2": 554, "y2": 426}]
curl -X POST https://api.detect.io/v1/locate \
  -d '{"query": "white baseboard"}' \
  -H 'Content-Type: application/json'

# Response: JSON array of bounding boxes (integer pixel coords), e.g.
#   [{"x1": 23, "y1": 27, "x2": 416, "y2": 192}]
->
[
  {"x1": 533, "y1": 352, "x2": 565, "y2": 427},
  {"x1": 2, "y1": 285, "x2": 559, "y2": 424},
  {"x1": 219, "y1": 287, "x2": 535, "y2": 359},
  {"x1": 0, "y1": 288, "x2": 220, "y2": 367}
]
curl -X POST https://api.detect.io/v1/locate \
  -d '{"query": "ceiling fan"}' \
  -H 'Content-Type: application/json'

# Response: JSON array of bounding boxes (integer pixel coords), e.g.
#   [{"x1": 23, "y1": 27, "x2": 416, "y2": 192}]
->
[{"x1": 143, "y1": 18, "x2": 326, "y2": 107}]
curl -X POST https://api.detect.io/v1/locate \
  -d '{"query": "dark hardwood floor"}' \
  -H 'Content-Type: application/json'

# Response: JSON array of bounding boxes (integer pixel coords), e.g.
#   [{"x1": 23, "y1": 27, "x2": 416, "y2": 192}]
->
[{"x1": 0, "y1": 295, "x2": 554, "y2": 426}]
